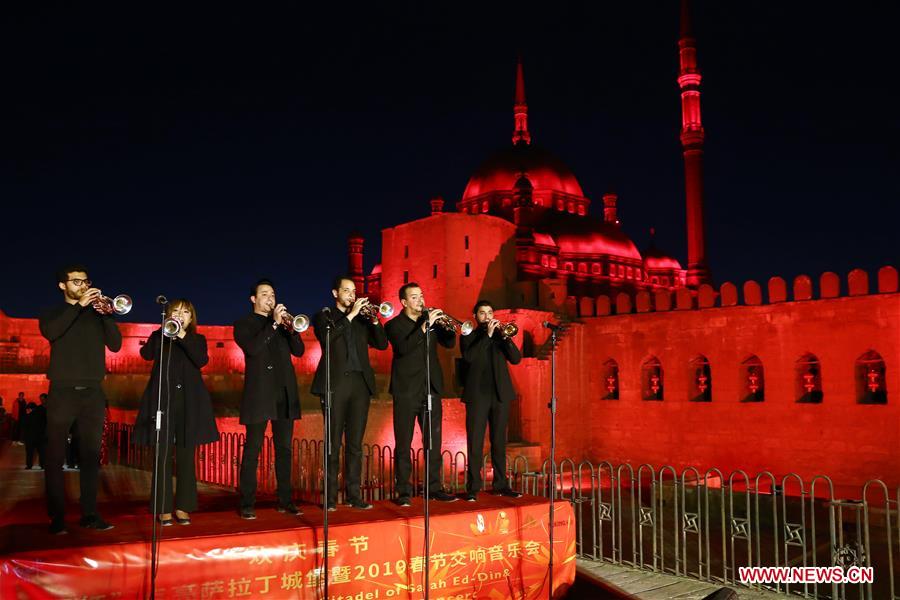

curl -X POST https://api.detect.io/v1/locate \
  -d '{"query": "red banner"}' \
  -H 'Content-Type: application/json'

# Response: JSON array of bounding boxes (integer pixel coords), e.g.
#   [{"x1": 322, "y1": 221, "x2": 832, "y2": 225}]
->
[{"x1": 1, "y1": 500, "x2": 576, "y2": 599}]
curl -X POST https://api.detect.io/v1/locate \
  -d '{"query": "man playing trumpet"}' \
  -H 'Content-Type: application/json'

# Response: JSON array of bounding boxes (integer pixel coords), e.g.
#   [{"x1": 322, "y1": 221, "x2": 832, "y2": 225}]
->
[
  {"x1": 39, "y1": 264, "x2": 122, "y2": 534},
  {"x1": 311, "y1": 276, "x2": 388, "y2": 510},
  {"x1": 234, "y1": 279, "x2": 305, "y2": 519},
  {"x1": 460, "y1": 300, "x2": 522, "y2": 502},
  {"x1": 385, "y1": 282, "x2": 458, "y2": 505}
]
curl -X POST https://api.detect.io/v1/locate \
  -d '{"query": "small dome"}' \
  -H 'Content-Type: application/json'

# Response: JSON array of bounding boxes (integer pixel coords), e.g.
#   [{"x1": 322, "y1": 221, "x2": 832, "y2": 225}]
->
[
  {"x1": 462, "y1": 144, "x2": 583, "y2": 200},
  {"x1": 643, "y1": 246, "x2": 683, "y2": 270},
  {"x1": 541, "y1": 214, "x2": 642, "y2": 261}
]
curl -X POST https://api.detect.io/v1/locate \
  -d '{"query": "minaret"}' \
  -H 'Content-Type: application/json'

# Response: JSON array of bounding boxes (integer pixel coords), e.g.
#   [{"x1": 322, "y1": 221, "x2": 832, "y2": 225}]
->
[
  {"x1": 512, "y1": 57, "x2": 531, "y2": 146},
  {"x1": 678, "y1": 0, "x2": 711, "y2": 286},
  {"x1": 347, "y1": 231, "x2": 365, "y2": 294}
]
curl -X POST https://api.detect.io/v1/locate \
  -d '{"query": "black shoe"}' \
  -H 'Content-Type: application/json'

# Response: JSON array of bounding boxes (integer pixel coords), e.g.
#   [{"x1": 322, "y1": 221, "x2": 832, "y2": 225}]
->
[
  {"x1": 159, "y1": 516, "x2": 174, "y2": 527},
  {"x1": 464, "y1": 492, "x2": 477, "y2": 502},
  {"x1": 326, "y1": 502, "x2": 337, "y2": 512},
  {"x1": 392, "y1": 496, "x2": 411, "y2": 507},
  {"x1": 428, "y1": 490, "x2": 458, "y2": 502},
  {"x1": 49, "y1": 517, "x2": 67, "y2": 535},
  {"x1": 79, "y1": 515, "x2": 114, "y2": 531},
  {"x1": 347, "y1": 499, "x2": 373, "y2": 510},
  {"x1": 277, "y1": 503, "x2": 302, "y2": 516},
  {"x1": 239, "y1": 508, "x2": 257, "y2": 520},
  {"x1": 174, "y1": 512, "x2": 191, "y2": 525},
  {"x1": 496, "y1": 488, "x2": 523, "y2": 498}
]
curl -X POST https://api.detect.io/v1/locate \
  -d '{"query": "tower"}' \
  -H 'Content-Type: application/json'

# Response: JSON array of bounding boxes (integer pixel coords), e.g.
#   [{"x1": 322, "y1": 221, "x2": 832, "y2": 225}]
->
[
  {"x1": 678, "y1": 0, "x2": 711, "y2": 286},
  {"x1": 512, "y1": 56, "x2": 531, "y2": 146},
  {"x1": 347, "y1": 231, "x2": 365, "y2": 294}
]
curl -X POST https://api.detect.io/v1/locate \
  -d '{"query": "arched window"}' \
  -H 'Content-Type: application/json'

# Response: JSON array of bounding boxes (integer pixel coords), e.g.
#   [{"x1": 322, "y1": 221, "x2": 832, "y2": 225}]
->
[
  {"x1": 549, "y1": 257, "x2": 558, "y2": 269},
  {"x1": 591, "y1": 263, "x2": 601, "y2": 275},
  {"x1": 642, "y1": 356, "x2": 663, "y2": 400},
  {"x1": 541, "y1": 255, "x2": 549, "y2": 268},
  {"x1": 689, "y1": 355, "x2": 712, "y2": 401},
  {"x1": 577, "y1": 262, "x2": 588, "y2": 274},
  {"x1": 626, "y1": 266, "x2": 633, "y2": 279},
  {"x1": 602, "y1": 359, "x2": 619, "y2": 400},
  {"x1": 564, "y1": 262, "x2": 574, "y2": 272},
  {"x1": 556, "y1": 199, "x2": 564, "y2": 210},
  {"x1": 481, "y1": 201, "x2": 489, "y2": 213},
  {"x1": 856, "y1": 350, "x2": 887, "y2": 404},
  {"x1": 567, "y1": 201, "x2": 575, "y2": 213},
  {"x1": 796, "y1": 353, "x2": 823, "y2": 403},
  {"x1": 740, "y1": 355, "x2": 765, "y2": 402},
  {"x1": 577, "y1": 204, "x2": 586, "y2": 216},
  {"x1": 618, "y1": 265, "x2": 625, "y2": 278},
  {"x1": 502, "y1": 197, "x2": 512, "y2": 208},
  {"x1": 651, "y1": 276, "x2": 659, "y2": 284}
]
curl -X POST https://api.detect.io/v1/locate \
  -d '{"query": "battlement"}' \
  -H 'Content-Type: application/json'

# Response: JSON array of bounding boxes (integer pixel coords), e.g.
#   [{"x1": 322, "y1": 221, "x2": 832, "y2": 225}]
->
[{"x1": 568, "y1": 265, "x2": 898, "y2": 318}]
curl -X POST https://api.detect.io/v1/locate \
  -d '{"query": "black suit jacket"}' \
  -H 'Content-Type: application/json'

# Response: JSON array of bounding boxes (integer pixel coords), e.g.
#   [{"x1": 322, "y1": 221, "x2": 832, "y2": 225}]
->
[
  {"x1": 133, "y1": 329, "x2": 219, "y2": 446},
  {"x1": 233, "y1": 313, "x2": 305, "y2": 425},
  {"x1": 310, "y1": 308, "x2": 388, "y2": 397},
  {"x1": 460, "y1": 327, "x2": 522, "y2": 404},
  {"x1": 385, "y1": 313, "x2": 456, "y2": 399}
]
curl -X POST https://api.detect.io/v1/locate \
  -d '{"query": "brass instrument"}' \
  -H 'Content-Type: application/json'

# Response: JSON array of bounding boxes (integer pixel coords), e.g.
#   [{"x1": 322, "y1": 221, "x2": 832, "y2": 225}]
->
[
  {"x1": 280, "y1": 310, "x2": 310, "y2": 333},
  {"x1": 163, "y1": 316, "x2": 183, "y2": 338},
  {"x1": 92, "y1": 293, "x2": 133, "y2": 316},
  {"x1": 359, "y1": 301, "x2": 394, "y2": 321},
  {"x1": 426, "y1": 308, "x2": 474, "y2": 336},
  {"x1": 496, "y1": 321, "x2": 519, "y2": 339}
]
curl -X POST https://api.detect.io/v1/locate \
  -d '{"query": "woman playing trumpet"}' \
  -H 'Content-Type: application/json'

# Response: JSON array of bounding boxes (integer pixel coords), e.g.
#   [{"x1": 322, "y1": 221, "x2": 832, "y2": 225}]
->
[{"x1": 133, "y1": 299, "x2": 219, "y2": 525}]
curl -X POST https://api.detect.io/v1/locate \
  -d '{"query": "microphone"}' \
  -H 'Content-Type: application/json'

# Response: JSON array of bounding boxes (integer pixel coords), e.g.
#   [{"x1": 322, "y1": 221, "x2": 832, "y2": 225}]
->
[
  {"x1": 542, "y1": 321, "x2": 563, "y2": 331},
  {"x1": 321, "y1": 306, "x2": 333, "y2": 323},
  {"x1": 156, "y1": 295, "x2": 168, "y2": 305}
]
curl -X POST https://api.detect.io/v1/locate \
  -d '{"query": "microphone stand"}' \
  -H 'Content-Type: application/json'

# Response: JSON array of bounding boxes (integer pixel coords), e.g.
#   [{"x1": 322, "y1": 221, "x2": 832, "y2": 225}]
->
[
  {"x1": 322, "y1": 309, "x2": 333, "y2": 600},
  {"x1": 423, "y1": 315, "x2": 433, "y2": 600},
  {"x1": 547, "y1": 325, "x2": 558, "y2": 600},
  {"x1": 150, "y1": 302, "x2": 169, "y2": 599}
]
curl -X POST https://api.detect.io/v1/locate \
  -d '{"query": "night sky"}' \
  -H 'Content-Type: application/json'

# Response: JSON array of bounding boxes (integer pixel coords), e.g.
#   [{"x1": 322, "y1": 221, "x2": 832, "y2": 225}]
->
[{"x1": 2, "y1": 2, "x2": 897, "y2": 325}]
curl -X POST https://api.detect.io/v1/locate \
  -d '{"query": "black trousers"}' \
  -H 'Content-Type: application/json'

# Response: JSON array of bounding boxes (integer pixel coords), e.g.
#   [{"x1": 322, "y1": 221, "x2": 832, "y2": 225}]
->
[
  {"x1": 149, "y1": 386, "x2": 198, "y2": 513},
  {"x1": 240, "y1": 418, "x2": 294, "y2": 508},
  {"x1": 25, "y1": 436, "x2": 46, "y2": 468},
  {"x1": 465, "y1": 392, "x2": 511, "y2": 493},
  {"x1": 393, "y1": 393, "x2": 443, "y2": 498},
  {"x1": 322, "y1": 371, "x2": 370, "y2": 504},
  {"x1": 44, "y1": 384, "x2": 106, "y2": 520}
]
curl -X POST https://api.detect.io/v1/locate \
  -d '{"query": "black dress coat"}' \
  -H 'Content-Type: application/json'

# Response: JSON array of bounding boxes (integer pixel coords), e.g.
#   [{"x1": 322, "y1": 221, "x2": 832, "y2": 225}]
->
[
  {"x1": 133, "y1": 329, "x2": 219, "y2": 447},
  {"x1": 233, "y1": 312, "x2": 305, "y2": 425},
  {"x1": 459, "y1": 327, "x2": 522, "y2": 404},
  {"x1": 385, "y1": 313, "x2": 456, "y2": 399},
  {"x1": 310, "y1": 308, "x2": 388, "y2": 397}
]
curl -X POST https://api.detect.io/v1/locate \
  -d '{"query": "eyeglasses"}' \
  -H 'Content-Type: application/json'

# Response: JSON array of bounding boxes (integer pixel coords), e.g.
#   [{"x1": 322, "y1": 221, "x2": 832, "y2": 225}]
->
[{"x1": 67, "y1": 278, "x2": 92, "y2": 287}]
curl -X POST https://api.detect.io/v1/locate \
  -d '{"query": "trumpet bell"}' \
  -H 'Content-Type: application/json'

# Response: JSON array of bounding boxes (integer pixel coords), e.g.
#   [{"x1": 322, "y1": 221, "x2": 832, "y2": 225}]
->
[
  {"x1": 112, "y1": 294, "x2": 133, "y2": 315},
  {"x1": 460, "y1": 320, "x2": 475, "y2": 336},
  {"x1": 291, "y1": 314, "x2": 310, "y2": 333},
  {"x1": 501, "y1": 322, "x2": 519, "y2": 338},
  {"x1": 163, "y1": 317, "x2": 182, "y2": 338},
  {"x1": 378, "y1": 302, "x2": 394, "y2": 319}
]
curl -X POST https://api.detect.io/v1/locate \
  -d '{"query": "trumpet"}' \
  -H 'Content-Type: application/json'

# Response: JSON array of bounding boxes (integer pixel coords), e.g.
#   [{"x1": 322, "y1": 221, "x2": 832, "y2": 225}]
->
[
  {"x1": 163, "y1": 316, "x2": 183, "y2": 338},
  {"x1": 279, "y1": 310, "x2": 310, "y2": 333},
  {"x1": 92, "y1": 293, "x2": 133, "y2": 316},
  {"x1": 359, "y1": 300, "x2": 394, "y2": 321},
  {"x1": 482, "y1": 320, "x2": 519, "y2": 339},
  {"x1": 426, "y1": 308, "x2": 474, "y2": 336}
]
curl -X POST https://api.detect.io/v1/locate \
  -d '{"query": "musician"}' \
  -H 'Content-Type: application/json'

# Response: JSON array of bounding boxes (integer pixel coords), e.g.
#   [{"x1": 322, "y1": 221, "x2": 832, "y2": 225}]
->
[
  {"x1": 234, "y1": 279, "x2": 305, "y2": 519},
  {"x1": 38, "y1": 265, "x2": 122, "y2": 534},
  {"x1": 311, "y1": 276, "x2": 388, "y2": 510},
  {"x1": 460, "y1": 300, "x2": 523, "y2": 501},
  {"x1": 385, "y1": 282, "x2": 458, "y2": 505},
  {"x1": 133, "y1": 299, "x2": 219, "y2": 525}
]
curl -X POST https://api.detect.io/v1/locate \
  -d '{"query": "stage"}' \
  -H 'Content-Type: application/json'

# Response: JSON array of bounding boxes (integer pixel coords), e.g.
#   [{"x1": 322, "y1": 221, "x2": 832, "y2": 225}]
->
[{"x1": 0, "y1": 443, "x2": 576, "y2": 599}]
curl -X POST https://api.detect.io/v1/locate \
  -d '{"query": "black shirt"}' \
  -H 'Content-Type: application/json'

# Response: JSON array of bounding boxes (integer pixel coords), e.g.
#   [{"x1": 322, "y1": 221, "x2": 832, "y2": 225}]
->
[{"x1": 39, "y1": 303, "x2": 123, "y2": 386}]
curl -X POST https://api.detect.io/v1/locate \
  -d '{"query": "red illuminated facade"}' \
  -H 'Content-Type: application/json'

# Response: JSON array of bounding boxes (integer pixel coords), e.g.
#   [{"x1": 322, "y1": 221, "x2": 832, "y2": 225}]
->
[{"x1": 2, "y1": 4, "x2": 898, "y2": 488}]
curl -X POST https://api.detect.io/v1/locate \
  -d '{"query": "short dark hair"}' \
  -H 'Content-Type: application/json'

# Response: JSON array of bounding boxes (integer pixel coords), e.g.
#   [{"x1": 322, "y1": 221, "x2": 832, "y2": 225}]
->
[
  {"x1": 472, "y1": 299, "x2": 494, "y2": 314},
  {"x1": 332, "y1": 275, "x2": 355, "y2": 292},
  {"x1": 251, "y1": 278, "x2": 276, "y2": 297},
  {"x1": 399, "y1": 282, "x2": 421, "y2": 301},
  {"x1": 56, "y1": 264, "x2": 89, "y2": 283}
]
